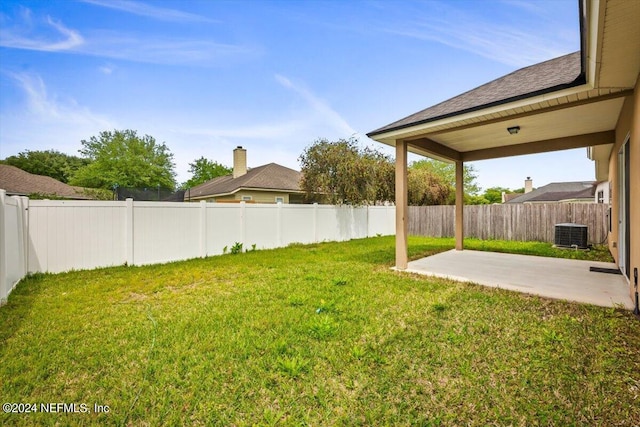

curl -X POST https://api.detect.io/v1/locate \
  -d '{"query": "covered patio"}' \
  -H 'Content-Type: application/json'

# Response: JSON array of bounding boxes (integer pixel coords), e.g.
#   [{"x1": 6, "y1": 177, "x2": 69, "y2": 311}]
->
[
  {"x1": 367, "y1": 0, "x2": 639, "y2": 307},
  {"x1": 405, "y1": 250, "x2": 632, "y2": 309}
]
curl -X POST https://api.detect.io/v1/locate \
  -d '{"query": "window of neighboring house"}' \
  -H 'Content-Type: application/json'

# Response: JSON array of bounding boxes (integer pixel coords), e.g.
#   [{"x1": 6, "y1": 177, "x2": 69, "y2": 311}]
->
[
  {"x1": 241, "y1": 196, "x2": 252, "y2": 201},
  {"x1": 597, "y1": 190, "x2": 604, "y2": 204},
  {"x1": 275, "y1": 197, "x2": 284, "y2": 204}
]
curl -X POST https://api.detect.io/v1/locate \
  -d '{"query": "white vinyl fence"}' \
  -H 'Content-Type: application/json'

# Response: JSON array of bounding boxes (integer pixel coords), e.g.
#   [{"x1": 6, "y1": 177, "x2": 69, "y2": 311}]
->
[
  {"x1": 0, "y1": 191, "x2": 28, "y2": 303},
  {"x1": 0, "y1": 192, "x2": 395, "y2": 301}
]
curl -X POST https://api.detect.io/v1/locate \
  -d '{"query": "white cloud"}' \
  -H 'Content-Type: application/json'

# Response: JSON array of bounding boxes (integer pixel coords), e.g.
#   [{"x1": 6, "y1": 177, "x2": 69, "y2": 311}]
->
[
  {"x1": 80, "y1": 0, "x2": 218, "y2": 23},
  {"x1": 382, "y1": 3, "x2": 577, "y2": 68},
  {"x1": 86, "y1": 32, "x2": 259, "y2": 66},
  {"x1": 7, "y1": 72, "x2": 113, "y2": 127},
  {"x1": 0, "y1": 72, "x2": 117, "y2": 158},
  {"x1": 275, "y1": 74, "x2": 357, "y2": 137},
  {"x1": 182, "y1": 121, "x2": 308, "y2": 140},
  {"x1": 99, "y1": 64, "x2": 115, "y2": 75},
  {"x1": 0, "y1": 8, "x2": 259, "y2": 66},
  {"x1": 0, "y1": 14, "x2": 84, "y2": 52},
  {"x1": 388, "y1": 23, "x2": 568, "y2": 68}
]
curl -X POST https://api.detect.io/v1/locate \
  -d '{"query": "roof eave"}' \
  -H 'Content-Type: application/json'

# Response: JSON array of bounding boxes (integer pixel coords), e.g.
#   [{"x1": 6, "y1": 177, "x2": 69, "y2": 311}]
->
[
  {"x1": 368, "y1": 80, "x2": 596, "y2": 147},
  {"x1": 187, "y1": 186, "x2": 304, "y2": 200}
]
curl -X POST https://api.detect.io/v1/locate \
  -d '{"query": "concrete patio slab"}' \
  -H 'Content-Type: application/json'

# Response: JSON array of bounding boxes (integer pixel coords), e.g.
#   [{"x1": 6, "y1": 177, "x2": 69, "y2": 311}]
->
[{"x1": 405, "y1": 250, "x2": 633, "y2": 309}]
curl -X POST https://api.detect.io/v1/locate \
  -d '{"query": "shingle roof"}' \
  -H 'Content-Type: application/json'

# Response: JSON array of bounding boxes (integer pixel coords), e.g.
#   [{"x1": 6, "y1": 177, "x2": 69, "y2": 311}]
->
[
  {"x1": 368, "y1": 51, "x2": 583, "y2": 136},
  {"x1": 502, "y1": 193, "x2": 522, "y2": 203},
  {"x1": 0, "y1": 164, "x2": 93, "y2": 199},
  {"x1": 186, "y1": 163, "x2": 302, "y2": 199},
  {"x1": 506, "y1": 181, "x2": 595, "y2": 204}
]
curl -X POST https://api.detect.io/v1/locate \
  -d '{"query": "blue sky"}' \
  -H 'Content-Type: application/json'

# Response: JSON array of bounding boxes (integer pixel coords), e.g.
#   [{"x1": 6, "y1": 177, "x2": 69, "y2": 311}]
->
[{"x1": 0, "y1": 0, "x2": 590, "y2": 191}]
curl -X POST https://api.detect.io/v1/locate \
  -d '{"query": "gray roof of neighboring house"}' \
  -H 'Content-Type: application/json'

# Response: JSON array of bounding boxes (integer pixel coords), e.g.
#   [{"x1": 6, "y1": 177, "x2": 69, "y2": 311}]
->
[
  {"x1": 0, "y1": 164, "x2": 93, "y2": 199},
  {"x1": 506, "y1": 181, "x2": 595, "y2": 204},
  {"x1": 368, "y1": 51, "x2": 583, "y2": 136},
  {"x1": 502, "y1": 193, "x2": 522, "y2": 203},
  {"x1": 186, "y1": 163, "x2": 302, "y2": 199}
]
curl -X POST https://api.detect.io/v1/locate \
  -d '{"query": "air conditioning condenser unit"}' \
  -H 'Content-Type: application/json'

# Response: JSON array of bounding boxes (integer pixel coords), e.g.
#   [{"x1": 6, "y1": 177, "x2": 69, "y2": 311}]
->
[{"x1": 554, "y1": 223, "x2": 588, "y2": 249}]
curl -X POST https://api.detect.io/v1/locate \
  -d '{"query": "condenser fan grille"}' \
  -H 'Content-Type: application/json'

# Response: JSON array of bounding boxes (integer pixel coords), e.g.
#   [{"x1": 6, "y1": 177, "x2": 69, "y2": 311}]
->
[{"x1": 554, "y1": 223, "x2": 588, "y2": 249}]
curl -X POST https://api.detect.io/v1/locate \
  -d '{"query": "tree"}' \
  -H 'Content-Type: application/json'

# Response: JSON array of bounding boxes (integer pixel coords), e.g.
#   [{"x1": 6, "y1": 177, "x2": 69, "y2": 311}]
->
[
  {"x1": 407, "y1": 167, "x2": 451, "y2": 205},
  {"x1": 1, "y1": 149, "x2": 90, "y2": 183},
  {"x1": 299, "y1": 138, "x2": 394, "y2": 205},
  {"x1": 182, "y1": 157, "x2": 232, "y2": 188},
  {"x1": 299, "y1": 138, "x2": 452, "y2": 206},
  {"x1": 482, "y1": 186, "x2": 512, "y2": 204},
  {"x1": 465, "y1": 194, "x2": 490, "y2": 205},
  {"x1": 69, "y1": 130, "x2": 177, "y2": 190},
  {"x1": 409, "y1": 159, "x2": 481, "y2": 203}
]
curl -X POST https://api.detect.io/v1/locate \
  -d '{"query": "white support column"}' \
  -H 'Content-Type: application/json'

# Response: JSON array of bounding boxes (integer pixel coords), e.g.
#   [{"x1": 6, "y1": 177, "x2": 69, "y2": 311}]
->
[
  {"x1": 455, "y1": 160, "x2": 464, "y2": 251},
  {"x1": 395, "y1": 140, "x2": 408, "y2": 269}
]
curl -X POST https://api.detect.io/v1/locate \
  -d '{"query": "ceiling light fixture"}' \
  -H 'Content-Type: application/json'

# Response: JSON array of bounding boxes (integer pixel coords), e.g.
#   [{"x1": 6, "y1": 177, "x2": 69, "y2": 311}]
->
[{"x1": 507, "y1": 126, "x2": 520, "y2": 135}]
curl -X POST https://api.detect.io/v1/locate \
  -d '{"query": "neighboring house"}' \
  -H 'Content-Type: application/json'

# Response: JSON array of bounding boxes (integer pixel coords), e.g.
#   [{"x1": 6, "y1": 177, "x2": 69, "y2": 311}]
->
[
  {"x1": 501, "y1": 193, "x2": 522, "y2": 203},
  {"x1": 594, "y1": 181, "x2": 610, "y2": 204},
  {"x1": 185, "y1": 147, "x2": 306, "y2": 203},
  {"x1": 367, "y1": 0, "x2": 639, "y2": 293},
  {"x1": 0, "y1": 164, "x2": 93, "y2": 200},
  {"x1": 506, "y1": 181, "x2": 596, "y2": 204}
]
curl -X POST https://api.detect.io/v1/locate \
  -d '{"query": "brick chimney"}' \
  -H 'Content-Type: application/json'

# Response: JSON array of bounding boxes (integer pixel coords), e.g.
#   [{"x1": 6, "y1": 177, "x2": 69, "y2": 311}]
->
[
  {"x1": 525, "y1": 177, "x2": 533, "y2": 194},
  {"x1": 233, "y1": 146, "x2": 247, "y2": 178}
]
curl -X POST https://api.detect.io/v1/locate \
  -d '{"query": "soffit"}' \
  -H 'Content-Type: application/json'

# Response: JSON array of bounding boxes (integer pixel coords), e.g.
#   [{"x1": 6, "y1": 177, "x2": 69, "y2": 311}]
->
[
  {"x1": 425, "y1": 97, "x2": 625, "y2": 153},
  {"x1": 374, "y1": 85, "x2": 628, "y2": 146},
  {"x1": 588, "y1": 143, "x2": 614, "y2": 161},
  {"x1": 596, "y1": 0, "x2": 640, "y2": 88}
]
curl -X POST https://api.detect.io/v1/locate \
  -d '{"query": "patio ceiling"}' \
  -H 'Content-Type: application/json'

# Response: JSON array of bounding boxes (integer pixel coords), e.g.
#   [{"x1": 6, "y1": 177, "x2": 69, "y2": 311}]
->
[{"x1": 368, "y1": 0, "x2": 640, "y2": 164}]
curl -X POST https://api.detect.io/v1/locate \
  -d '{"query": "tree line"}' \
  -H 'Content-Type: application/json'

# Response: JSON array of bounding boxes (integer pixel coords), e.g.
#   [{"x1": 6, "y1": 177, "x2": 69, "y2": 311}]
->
[
  {"x1": 1, "y1": 130, "x2": 522, "y2": 204},
  {"x1": 1, "y1": 130, "x2": 230, "y2": 194}
]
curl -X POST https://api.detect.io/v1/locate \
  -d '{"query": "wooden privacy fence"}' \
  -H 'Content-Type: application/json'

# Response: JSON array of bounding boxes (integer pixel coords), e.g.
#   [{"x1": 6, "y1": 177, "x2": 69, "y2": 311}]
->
[{"x1": 409, "y1": 203, "x2": 609, "y2": 244}]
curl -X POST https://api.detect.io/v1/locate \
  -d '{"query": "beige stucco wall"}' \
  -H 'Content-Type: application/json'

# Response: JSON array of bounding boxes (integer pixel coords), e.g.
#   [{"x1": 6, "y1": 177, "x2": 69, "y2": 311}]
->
[
  {"x1": 631, "y1": 76, "x2": 640, "y2": 291},
  {"x1": 609, "y1": 74, "x2": 639, "y2": 297}
]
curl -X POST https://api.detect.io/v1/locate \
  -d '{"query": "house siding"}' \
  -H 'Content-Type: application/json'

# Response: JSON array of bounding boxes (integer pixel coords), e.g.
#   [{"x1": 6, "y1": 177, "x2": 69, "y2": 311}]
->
[
  {"x1": 609, "y1": 74, "x2": 639, "y2": 299},
  {"x1": 204, "y1": 190, "x2": 301, "y2": 204}
]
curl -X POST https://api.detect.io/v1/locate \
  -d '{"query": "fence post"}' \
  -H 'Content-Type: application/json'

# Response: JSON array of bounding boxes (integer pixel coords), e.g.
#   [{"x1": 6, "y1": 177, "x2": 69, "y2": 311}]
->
[
  {"x1": 13, "y1": 196, "x2": 26, "y2": 279},
  {"x1": 0, "y1": 190, "x2": 7, "y2": 303},
  {"x1": 20, "y1": 197, "x2": 29, "y2": 274},
  {"x1": 125, "y1": 198, "x2": 134, "y2": 266},
  {"x1": 276, "y1": 202, "x2": 282, "y2": 247},
  {"x1": 240, "y1": 201, "x2": 246, "y2": 248},
  {"x1": 313, "y1": 203, "x2": 318, "y2": 243},
  {"x1": 200, "y1": 201, "x2": 207, "y2": 258}
]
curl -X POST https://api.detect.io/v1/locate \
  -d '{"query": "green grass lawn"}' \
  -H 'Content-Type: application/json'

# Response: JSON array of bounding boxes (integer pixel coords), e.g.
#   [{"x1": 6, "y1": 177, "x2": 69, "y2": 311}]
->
[{"x1": 1, "y1": 237, "x2": 637, "y2": 426}]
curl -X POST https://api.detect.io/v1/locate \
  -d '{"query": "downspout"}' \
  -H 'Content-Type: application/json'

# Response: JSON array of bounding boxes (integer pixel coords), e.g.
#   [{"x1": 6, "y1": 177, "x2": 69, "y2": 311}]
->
[
  {"x1": 578, "y1": 0, "x2": 588, "y2": 83},
  {"x1": 633, "y1": 268, "x2": 639, "y2": 317}
]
